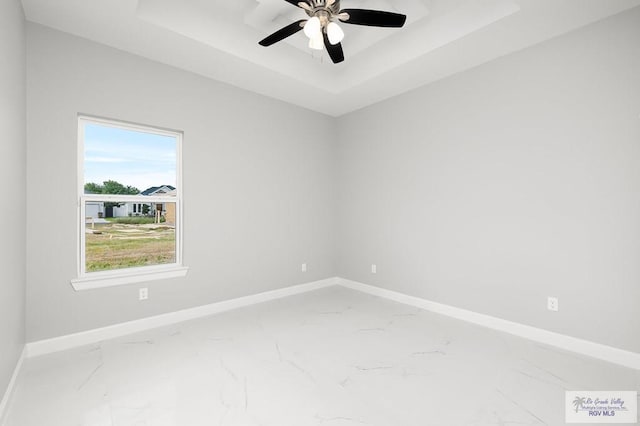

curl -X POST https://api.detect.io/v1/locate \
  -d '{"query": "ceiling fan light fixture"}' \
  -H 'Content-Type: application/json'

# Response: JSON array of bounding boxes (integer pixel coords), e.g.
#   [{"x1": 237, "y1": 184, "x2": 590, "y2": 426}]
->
[
  {"x1": 326, "y1": 22, "x2": 344, "y2": 45},
  {"x1": 303, "y1": 16, "x2": 321, "y2": 39},
  {"x1": 258, "y1": 0, "x2": 407, "y2": 64}
]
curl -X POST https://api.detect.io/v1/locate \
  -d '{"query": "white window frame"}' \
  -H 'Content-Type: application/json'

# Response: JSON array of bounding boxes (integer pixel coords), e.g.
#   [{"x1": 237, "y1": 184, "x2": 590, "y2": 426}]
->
[{"x1": 71, "y1": 115, "x2": 188, "y2": 291}]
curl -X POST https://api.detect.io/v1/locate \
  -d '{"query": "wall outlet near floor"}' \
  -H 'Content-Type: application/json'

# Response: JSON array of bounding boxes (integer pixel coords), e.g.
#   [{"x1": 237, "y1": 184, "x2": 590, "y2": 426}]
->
[
  {"x1": 547, "y1": 296, "x2": 558, "y2": 312},
  {"x1": 301, "y1": 263, "x2": 307, "y2": 272},
  {"x1": 139, "y1": 287, "x2": 149, "y2": 301},
  {"x1": 371, "y1": 264, "x2": 377, "y2": 274}
]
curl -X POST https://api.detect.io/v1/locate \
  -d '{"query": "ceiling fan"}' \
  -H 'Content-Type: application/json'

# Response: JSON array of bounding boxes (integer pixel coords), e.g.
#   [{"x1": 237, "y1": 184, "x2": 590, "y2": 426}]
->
[{"x1": 258, "y1": 0, "x2": 407, "y2": 64}]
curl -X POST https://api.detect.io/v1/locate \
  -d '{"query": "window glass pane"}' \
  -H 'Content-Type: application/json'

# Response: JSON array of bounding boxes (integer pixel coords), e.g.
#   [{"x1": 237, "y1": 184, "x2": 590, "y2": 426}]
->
[
  {"x1": 84, "y1": 201, "x2": 177, "y2": 272},
  {"x1": 81, "y1": 119, "x2": 181, "y2": 275},
  {"x1": 84, "y1": 122, "x2": 177, "y2": 195}
]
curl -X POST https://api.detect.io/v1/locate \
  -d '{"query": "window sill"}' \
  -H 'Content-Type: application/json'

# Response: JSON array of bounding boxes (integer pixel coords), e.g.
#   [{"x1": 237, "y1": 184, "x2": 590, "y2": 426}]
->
[{"x1": 71, "y1": 266, "x2": 189, "y2": 291}]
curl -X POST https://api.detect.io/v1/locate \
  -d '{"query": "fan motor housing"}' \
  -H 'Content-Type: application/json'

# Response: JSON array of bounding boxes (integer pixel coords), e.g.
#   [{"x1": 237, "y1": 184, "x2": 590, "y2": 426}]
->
[{"x1": 308, "y1": 0, "x2": 341, "y2": 16}]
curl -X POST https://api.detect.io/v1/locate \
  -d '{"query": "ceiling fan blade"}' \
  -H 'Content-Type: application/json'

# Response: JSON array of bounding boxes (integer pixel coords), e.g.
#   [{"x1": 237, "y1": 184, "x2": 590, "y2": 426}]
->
[
  {"x1": 339, "y1": 9, "x2": 407, "y2": 27},
  {"x1": 284, "y1": 0, "x2": 307, "y2": 8},
  {"x1": 323, "y1": 31, "x2": 344, "y2": 64},
  {"x1": 259, "y1": 20, "x2": 306, "y2": 47}
]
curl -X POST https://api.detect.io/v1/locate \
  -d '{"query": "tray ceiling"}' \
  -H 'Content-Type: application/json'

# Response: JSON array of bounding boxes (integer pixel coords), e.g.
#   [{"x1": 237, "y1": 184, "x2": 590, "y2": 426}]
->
[{"x1": 21, "y1": 0, "x2": 640, "y2": 116}]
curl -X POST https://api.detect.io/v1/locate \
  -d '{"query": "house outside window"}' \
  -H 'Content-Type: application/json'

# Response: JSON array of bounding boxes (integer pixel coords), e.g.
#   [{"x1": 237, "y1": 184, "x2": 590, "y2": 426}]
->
[{"x1": 72, "y1": 116, "x2": 187, "y2": 290}]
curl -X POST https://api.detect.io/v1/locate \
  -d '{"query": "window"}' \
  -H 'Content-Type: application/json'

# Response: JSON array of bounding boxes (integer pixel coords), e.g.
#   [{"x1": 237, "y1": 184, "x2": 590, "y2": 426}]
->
[{"x1": 71, "y1": 116, "x2": 187, "y2": 290}]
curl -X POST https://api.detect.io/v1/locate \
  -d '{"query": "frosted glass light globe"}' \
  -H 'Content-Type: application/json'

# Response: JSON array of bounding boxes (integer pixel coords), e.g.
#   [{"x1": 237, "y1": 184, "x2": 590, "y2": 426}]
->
[
  {"x1": 326, "y1": 22, "x2": 344, "y2": 45},
  {"x1": 303, "y1": 17, "x2": 321, "y2": 39},
  {"x1": 308, "y1": 34, "x2": 324, "y2": 50}
]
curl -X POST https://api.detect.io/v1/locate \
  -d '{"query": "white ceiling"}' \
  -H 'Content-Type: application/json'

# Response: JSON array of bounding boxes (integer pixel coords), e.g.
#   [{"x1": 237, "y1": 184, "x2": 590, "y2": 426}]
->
[{"x1": 21, "y1": 0, "x2": 640, "y2": 116}]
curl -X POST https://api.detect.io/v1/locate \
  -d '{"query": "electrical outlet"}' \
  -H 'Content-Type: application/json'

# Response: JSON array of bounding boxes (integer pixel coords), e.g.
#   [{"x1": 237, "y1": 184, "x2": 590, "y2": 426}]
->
[
  {"x1": 547, "y1": 297, "x2": 558, "y2": 312},
  {"x1": 301, "y1": 263, "x2": 307, "y2": 272},
  {"x1": 371, "y1": 264, "x2": 377, "y2": 274},
  {"x1": 139, "y1": 288, "x2": 149, "y2": 301}
]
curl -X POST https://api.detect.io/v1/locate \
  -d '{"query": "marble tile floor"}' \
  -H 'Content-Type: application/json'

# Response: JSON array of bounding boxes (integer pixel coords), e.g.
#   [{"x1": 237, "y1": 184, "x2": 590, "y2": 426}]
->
[{"x1": 4, "y1": 286, "x2": 639, "y2": 426}]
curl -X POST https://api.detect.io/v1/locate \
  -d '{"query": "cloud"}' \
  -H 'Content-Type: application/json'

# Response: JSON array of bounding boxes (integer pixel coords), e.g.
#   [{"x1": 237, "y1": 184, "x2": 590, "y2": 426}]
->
[{"x1": 85, "y1": 156, "x2": 132, "y2": 163}]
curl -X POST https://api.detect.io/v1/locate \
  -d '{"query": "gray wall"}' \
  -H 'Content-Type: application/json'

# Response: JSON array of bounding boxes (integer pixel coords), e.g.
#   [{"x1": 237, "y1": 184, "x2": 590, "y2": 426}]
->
[
  {"x1": 0, "y1": 0, "x2": 26, "y2": 402},
  {"x1": 336, "y1": 8, "x2": 640, "y2": 353},
  {"x1": 26, "y1": 24, "x2": 336, "y2": 341}
]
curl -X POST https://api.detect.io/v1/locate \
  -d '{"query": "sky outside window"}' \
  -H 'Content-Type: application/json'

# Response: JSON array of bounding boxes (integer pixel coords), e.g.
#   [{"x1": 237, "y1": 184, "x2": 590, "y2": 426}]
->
[{"x1": 84, "y1": 122, "x2": 177, "y2": 192}]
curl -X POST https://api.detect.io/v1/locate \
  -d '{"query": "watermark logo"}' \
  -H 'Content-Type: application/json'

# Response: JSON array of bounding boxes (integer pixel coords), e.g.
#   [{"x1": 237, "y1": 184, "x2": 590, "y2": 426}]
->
[{"x1": 566, "y1": 391, "x2": 637, "y2": 423}]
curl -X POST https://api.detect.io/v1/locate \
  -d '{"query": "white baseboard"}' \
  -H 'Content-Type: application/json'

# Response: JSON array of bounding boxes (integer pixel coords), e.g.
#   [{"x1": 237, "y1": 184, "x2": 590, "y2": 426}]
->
[
  {"x1": 338, "y1": 278, "x2": 640, "y2": 371},
  {"x1": 24, "y1": 276, "x2": 640, "y2": 371},
  {"x1": 0, "y1": 346, "x2": 26, "y2": 426},
  {"x1": 26, "y1": 277, "x2": 339, "y2": 358}
]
